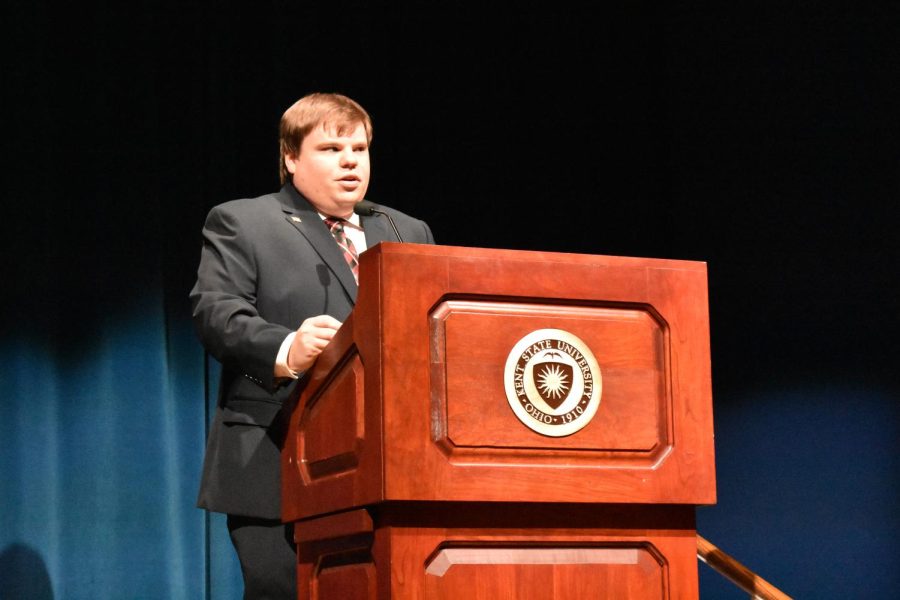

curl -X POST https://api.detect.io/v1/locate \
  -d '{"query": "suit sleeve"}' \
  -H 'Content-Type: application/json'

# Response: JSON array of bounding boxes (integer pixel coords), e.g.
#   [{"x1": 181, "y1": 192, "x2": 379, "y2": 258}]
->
[{"x1": 190, "y1": 204, "x2": 291, "y2": 392}]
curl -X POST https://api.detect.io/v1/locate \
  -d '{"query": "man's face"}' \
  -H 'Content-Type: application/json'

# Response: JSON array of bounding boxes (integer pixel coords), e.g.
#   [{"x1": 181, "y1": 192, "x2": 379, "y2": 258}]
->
[{"x1": 285, "y1": 122, "x2": 370, "y2": 218}]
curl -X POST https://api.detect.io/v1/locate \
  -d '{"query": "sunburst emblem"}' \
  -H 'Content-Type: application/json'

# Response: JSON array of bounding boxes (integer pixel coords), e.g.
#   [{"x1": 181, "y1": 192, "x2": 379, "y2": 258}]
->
[{"x1": 537, "y1": 364, "x2": 571, "y2": 400}]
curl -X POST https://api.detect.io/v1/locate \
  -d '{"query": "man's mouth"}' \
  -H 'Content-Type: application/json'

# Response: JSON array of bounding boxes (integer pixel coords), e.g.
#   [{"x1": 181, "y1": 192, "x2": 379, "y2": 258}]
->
[{"x1": 338, "y1": 176, "x2": 362, "y2": 190}]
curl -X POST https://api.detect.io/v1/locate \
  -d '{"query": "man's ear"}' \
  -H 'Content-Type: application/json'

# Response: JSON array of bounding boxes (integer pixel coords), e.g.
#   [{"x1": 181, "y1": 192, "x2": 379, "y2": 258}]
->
[{"x1": 284, "y1": 154, "x2": 298, "y2": 174}]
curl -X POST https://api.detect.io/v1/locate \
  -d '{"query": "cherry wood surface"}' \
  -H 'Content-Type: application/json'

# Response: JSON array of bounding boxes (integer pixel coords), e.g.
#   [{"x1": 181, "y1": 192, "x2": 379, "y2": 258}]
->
[
  {"x1": 294, "y1": 504, "x2": 699, "y2": 599},
  {"x1": 282, "y1": 243, "x2": 716, "y2": 599},
  {"x1": 283, "y1": 243, "x2": 715, "y2": 519},
  {"x1": 432, "y1": 300, "x2": 667, "y2": 457}
]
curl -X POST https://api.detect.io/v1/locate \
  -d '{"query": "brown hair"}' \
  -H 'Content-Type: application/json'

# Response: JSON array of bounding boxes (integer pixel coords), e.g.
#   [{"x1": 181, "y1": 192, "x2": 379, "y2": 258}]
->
[{"x1": 278, "y1": 93, "x2": 373, "y2": 184}]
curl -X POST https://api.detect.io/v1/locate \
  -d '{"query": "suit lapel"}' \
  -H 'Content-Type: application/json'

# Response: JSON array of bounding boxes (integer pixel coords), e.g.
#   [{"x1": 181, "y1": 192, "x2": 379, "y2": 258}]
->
[{"x1": 277, "y1": 184, "x2": 358, "y2": 303}]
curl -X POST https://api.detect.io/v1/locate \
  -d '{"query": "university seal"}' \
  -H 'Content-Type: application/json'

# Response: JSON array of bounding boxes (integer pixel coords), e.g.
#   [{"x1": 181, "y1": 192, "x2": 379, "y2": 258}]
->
[{"x1": 503, "y1": 329, "x2": 603, "y2": 437}]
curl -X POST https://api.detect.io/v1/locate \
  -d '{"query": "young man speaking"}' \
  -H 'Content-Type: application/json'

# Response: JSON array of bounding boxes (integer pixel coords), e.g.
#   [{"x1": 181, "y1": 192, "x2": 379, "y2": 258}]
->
[{"x1": 190, "y1": 93, "x2": 434, "y2": 598}]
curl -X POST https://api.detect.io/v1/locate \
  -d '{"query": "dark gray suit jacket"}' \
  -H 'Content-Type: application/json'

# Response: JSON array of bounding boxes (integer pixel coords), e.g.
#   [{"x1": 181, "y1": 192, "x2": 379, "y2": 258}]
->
[{"x1": 190, "y1": 183, "x2": 434, "y2": 518}]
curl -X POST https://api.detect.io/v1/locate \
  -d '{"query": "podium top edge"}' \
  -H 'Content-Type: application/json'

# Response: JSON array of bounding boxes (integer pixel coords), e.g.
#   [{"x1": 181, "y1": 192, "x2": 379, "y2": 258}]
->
[{"x1": 366, "y1": 242, "x2": 708, "y2": 271}]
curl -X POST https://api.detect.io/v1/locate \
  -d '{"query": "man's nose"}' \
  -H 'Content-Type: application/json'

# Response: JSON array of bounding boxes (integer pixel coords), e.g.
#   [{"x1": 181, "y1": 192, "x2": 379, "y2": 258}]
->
[{"x1": 340, "y1": 148, "x2": 357, "y2": 166}]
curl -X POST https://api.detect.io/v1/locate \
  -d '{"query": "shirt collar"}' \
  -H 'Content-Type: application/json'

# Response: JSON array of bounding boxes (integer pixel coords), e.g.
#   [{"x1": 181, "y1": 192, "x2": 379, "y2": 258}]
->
[{"x1": 319, "y1": 211, "x2": 363, "y2": 230}]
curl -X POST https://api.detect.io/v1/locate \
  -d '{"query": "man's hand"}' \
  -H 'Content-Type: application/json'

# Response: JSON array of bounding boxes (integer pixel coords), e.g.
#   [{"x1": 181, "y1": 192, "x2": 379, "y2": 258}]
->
[{"x1": 287, "y1": 315, "x2": 343, "y2": 373}]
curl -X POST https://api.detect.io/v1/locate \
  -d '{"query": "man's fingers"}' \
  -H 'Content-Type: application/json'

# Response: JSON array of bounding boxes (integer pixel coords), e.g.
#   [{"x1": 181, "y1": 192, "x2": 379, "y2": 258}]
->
[
  {"x1": 297, "y1": 316, "x2": 342, "y2": 339},
  {"x1": 305, "y1": 314, "x2": 343, "y2": 330},
  {"x1": 287, "y1": 315, "x2": 345, "y2": 372},
  {"x1": 304, "y1": 334, "x2": 332, "y2": 350}
]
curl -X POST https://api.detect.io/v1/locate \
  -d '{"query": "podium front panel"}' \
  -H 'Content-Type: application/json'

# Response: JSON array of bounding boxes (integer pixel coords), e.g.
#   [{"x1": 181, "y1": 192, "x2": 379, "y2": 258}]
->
[
  {"x1": 432, "y1": 299, "x2": 669, "y2": 463},
  {"x1": 283, "y1": 244, "x2": 715, "y2": 521}
]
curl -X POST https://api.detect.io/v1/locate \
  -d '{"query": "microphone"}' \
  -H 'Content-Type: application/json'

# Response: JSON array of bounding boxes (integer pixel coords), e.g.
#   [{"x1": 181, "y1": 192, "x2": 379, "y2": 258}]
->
[{"x1": 354, "y1": 200, "x2": 404, "y2": 242}]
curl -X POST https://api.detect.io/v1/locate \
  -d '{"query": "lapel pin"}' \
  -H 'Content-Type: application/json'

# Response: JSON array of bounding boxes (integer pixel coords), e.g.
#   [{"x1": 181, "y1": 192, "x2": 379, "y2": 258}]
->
[{"x1": 290, "y1": 216, "x2": 302, "y2": 223}]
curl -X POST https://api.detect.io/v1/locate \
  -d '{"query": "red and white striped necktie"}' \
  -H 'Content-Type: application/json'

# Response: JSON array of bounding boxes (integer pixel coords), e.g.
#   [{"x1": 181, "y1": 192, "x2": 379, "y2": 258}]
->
[{"x1": 324, "y1": 217, "x2": 360, "y2": 283}]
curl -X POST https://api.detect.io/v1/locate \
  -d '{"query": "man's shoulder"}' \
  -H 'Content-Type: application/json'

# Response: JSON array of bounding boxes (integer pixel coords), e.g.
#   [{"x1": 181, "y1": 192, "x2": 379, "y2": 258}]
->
[
  {"x1": 202, "y1": 190, "x2": 295, "y2": 234},
  {"x1": 199, "y1": 189, "x2": 294, "y2": 240}
]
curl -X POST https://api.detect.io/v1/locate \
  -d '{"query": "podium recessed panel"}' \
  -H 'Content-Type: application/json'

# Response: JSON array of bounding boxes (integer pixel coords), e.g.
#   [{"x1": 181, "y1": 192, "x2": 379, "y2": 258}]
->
[{"x1": 430, "y1": 300, "x2": 671, "y2": 468}]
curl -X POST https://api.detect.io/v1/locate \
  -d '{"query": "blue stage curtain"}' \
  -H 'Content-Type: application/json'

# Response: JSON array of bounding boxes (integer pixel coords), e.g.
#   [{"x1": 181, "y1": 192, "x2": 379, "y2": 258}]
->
[{"x1": 0, "y1": 303, "x2": 241, "y2": 598}]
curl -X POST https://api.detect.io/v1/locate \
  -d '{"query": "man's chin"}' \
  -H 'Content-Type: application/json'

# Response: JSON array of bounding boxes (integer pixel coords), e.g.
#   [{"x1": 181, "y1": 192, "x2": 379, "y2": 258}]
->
[
  {"x1": 340, "y1": 194, "x2": 366, "y2": 208},
  {"x1": 331, "y1": 197, "x2": 364, "y2": 217}
]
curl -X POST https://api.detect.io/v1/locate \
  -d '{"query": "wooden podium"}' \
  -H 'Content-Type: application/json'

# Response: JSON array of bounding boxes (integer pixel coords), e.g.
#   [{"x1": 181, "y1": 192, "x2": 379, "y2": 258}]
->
[{"x1": 282, "y1": 243, "x2": 716, "y2": 599}]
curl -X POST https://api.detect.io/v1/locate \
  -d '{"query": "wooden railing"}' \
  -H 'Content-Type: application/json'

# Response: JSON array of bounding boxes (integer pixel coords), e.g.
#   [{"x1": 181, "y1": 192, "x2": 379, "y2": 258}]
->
[{"x1": 697, "y1": 535, "x2": 793, "y2": 600}]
